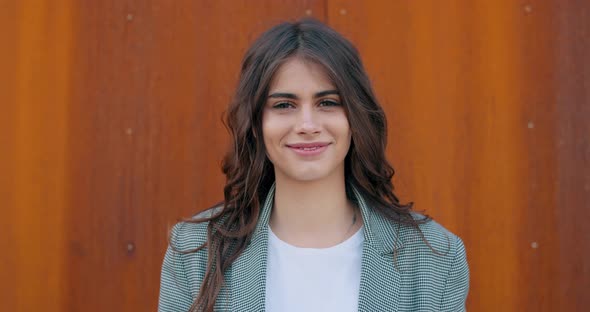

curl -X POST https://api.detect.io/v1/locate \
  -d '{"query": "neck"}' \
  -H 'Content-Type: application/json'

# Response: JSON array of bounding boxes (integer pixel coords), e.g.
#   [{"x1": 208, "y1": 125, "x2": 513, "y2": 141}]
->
[{"x1": 269, "y1": 172, "x2": 361, "y2": 248}]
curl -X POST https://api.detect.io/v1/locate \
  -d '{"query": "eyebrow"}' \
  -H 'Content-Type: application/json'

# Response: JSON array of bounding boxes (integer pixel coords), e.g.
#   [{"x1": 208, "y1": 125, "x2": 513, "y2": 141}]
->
[{"x1": 267, "y1": 90, "x2": 339, "y2": 100}]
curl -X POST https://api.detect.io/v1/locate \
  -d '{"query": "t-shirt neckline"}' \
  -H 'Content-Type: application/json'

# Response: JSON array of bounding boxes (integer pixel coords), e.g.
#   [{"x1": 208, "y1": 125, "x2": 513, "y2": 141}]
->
[{"x1": 267, "y1": 225, "x2": 364, "y2": 254}]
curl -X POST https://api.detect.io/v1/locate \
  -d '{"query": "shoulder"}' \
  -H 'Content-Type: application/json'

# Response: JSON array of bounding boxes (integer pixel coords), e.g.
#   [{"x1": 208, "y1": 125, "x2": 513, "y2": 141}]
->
[
  {"x1": 161, "y1": 207, "x2": 223, "y2": 301},
  {"x1": 409, "y1": 213, "x2": 463, "y2": 253},
  {"x1": 401, "y1": 214, "x2": 470, "y2": 309},
  {"x1": 396, "y1": 212, "x2": 467, "y2": 271},
  {"x1": 169, "y1": 206, "x2": 222, "y2": 251}
]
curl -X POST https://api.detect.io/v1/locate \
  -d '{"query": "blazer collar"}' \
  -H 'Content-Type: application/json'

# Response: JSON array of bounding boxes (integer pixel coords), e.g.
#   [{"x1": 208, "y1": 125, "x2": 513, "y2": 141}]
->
[
  {"x1": 230, "y1": 183, "x2": 402, "y2": 311},
  {"x1": 229, "y1": 183, "x2": 275, "y2": 311},
  {"x1": 350, "y1": 186, "x2": 402, "y2": 311},
  {"x1": 351, "y1": 186, "x2": 404, "y2": 255}
]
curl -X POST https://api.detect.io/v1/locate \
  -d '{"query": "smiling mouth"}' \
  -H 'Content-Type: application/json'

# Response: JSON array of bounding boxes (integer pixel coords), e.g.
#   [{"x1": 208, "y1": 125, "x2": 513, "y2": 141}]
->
[
  {"x1": 285, "y1": 142, "x2": 331, "y2": 156},
  {"x1": 295, "y1": 146, "x2": 322, "y2": 151},
  {"x1": 286, "y1": 142, "x2": 330, "y2": 149}
]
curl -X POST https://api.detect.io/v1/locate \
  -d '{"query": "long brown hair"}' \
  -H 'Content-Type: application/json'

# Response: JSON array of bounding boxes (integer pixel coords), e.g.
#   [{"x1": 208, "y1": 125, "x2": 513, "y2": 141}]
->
[{"x1": 177, "y1": 18, "x2": 430, "y2": 311}]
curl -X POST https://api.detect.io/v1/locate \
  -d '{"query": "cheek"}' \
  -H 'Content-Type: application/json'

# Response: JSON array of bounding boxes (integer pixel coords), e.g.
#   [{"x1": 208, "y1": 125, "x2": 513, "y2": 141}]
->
[
  {"x1": 335, "y1": 116, "x2": 352, "y2": 152},
  {"x1": 334, "y1": 114, "x2": 351, "y2": 141},
  {"x1": 262, "y1": 114, "x2": 286, "y2": 155}
]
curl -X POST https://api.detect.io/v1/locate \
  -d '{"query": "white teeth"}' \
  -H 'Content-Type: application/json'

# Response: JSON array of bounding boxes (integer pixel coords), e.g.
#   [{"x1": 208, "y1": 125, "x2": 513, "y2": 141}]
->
[{"x1": 298, "y1": 147, "x2": 319, "y2": 150}]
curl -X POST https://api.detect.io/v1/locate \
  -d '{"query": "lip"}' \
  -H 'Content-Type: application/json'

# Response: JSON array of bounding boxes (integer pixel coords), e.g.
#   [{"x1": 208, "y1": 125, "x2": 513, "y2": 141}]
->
[{"x1": 286, "y1": 142, "x2": 331, "y2": 157}]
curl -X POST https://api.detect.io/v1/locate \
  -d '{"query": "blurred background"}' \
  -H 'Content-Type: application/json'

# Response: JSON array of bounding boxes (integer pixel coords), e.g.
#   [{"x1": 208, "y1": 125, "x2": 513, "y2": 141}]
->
[{"x1": 1, "y1": 0, "x2": 588, "y2": 311}]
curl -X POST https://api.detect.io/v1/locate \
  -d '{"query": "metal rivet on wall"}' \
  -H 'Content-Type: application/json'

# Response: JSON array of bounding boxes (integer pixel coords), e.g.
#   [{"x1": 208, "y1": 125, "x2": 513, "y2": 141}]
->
[
  {"x1": 127, "y1": 242, "x2": 135, "y2": 253},
  {"x1": 527, "y1": 121, "x2": 534, "y2": 129},
  {"x1": 305, "y1": 9, "x2": 312, "y2": 16},
  {"x1": 340, "y1": 8, "x2": 347, "y2": 15},
  {"x1": 126, "y1": 128, "x2": 133, "y2": 135},
  {"x1": 127, "y1": 13, "x2": 134, "y2": 21},
  {"x1": 524, "y1": 4, "x2": 533, "y2": 14},
  {"x1": 531, "y1": 242, "x2": 539, "y2": 249}
]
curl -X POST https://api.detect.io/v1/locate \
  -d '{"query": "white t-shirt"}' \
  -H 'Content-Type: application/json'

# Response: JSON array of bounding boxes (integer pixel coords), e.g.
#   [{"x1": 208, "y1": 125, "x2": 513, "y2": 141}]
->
[{"x1": 265, "y1": 226, "x2": 364, "y2": 312}]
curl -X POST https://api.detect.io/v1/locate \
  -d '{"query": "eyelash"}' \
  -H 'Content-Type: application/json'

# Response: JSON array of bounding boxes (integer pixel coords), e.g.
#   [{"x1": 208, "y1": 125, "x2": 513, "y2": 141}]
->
[{"x1": 272, "y1": 100, "x2": 341, "y2": 109}]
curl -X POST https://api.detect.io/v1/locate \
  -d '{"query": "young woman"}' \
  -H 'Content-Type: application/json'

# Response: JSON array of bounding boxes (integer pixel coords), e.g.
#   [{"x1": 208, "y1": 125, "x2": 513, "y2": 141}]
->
[{"x1": 159, "y1": 19, "x2": 469, "y2": 312}]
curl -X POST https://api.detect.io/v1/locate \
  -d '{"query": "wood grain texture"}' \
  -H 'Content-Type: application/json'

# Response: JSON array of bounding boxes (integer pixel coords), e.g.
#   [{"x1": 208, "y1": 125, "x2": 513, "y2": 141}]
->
[
  {"x1": 66, "y1": 1, "x2": 324, "y2": 311},
  {"x1": 1, "y1": 0, "x2": 588, "y2": 311},
  {"x1": 0, "y1": 1, "x2": 72, "y2": 311},
  {"x1": 553, "y1": 0, "x2": 590, "y2": 309},
  {"x1": 328, "y1": 0, "x2": 587, "y2": 311}
]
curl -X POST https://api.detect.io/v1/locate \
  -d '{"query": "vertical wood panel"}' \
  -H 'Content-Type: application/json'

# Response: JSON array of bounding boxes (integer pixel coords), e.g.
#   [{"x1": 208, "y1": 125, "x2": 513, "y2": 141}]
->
[
  {"x1": 0, "y1": 1, "x2": 72, "y2": 311},
  {"x1": 66, "y1": 1, "x2": 324, "y2": 311},
  {"x1": 554, "y1": 0, "x2": 590, "y2": 309},
  {"x1": 514, "y1": 2, "x2": 560, "y2": 310},
  {"x1": 327, "y1": 0, "x2": 586, "y2": 311},
  {"x1": 0, "y1": 0, "x2": 19, "y2": 309}
]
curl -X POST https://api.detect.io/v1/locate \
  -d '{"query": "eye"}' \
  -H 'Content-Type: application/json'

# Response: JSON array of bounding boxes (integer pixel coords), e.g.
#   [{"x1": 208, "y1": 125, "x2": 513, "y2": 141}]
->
[
  {"x1": 319, "y1": 99, "x2": 341, "y2": 107},
  {"x1": 272, "y1": 102, "x2": 295, "y2": 109}
]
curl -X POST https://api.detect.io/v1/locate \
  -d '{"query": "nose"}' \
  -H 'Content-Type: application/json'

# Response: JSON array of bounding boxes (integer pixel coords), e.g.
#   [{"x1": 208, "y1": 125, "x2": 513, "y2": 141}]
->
[{"x1": 294, "y1": 104, "x2": 321, "y2": 135}]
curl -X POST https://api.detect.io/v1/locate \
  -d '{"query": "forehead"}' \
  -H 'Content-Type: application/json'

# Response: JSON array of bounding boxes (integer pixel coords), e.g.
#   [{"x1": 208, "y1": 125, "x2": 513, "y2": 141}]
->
[{"x1": 268, "y1": 57, "x2": 335, "y2": 93}]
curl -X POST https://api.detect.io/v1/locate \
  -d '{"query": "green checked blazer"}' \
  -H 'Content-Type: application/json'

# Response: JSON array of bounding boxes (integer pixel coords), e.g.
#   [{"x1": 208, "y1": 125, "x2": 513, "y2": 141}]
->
[{"x1": 159, "y1": 184, "x2": 469, "y2": 311}]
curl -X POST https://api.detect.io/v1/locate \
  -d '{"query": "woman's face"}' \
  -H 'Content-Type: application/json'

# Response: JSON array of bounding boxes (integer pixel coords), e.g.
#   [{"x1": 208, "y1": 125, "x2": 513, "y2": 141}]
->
[{"x1": 262, "y1": 57, "x2": 351, "y2": 183}]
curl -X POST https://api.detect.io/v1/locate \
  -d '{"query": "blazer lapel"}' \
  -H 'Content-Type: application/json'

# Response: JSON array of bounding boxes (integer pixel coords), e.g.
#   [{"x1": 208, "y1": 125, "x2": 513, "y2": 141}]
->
[
  {"x1": 357, "y1": 245, "x2": 401, "y2": 311},
  {"x1": 352, "y1": 187, "x2": 402, "y2": 312},
  {"x1": 230, "y1": 184, "x2": 275, "y2": 312}
]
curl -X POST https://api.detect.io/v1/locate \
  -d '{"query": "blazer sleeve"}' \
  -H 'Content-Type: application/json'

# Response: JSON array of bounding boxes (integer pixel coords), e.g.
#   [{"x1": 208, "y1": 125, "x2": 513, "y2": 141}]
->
[
  {"x1": 158, "y1": 223, "x2": 194, "y2": 312},
  {"x1": 440, "y1": 236, "x2": 470, "y2": 312}
]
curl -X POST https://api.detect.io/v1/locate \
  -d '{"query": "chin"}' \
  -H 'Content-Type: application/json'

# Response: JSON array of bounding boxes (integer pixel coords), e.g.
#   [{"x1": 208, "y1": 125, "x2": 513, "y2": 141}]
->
[
  {"x1": 290, "y1": 174, "x2": 326, "y2": 182},
  {"x1": 284, "y1": 166, "x2": 335, "y2": 183}
]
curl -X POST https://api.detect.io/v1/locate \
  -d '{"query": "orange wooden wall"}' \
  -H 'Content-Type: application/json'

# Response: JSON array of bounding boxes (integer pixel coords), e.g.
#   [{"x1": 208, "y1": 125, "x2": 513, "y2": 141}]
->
[{"x1": 1, "y1": 1, "x2": 588, "y2": 311}]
